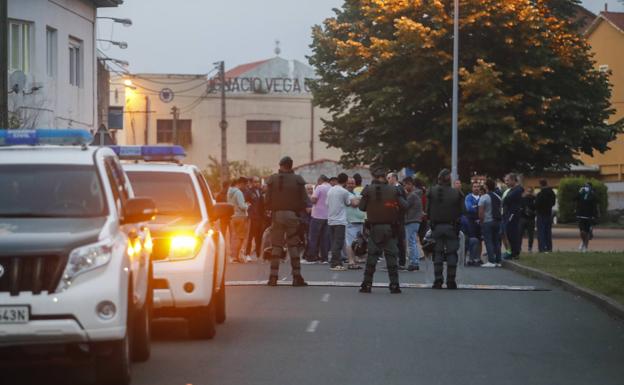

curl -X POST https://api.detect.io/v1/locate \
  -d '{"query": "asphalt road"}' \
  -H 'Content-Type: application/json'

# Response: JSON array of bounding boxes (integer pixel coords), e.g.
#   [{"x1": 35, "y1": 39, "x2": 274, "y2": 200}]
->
[{"x1": 3, "y1": 260, "x2": 624, "y2": 385}]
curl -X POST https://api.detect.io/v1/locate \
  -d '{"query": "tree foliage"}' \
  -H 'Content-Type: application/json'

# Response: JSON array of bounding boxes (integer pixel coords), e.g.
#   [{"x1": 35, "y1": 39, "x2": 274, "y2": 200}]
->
[
  {"x1": 202, "y1": 156, "x2": 272, "y2": 192},
  {"x1": 309, "y1": 0, "x2": 622, "y2": 179}
]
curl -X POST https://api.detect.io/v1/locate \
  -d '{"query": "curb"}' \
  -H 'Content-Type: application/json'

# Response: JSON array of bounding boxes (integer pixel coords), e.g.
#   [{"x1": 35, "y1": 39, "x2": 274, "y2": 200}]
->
[{"x1": 503, "y1": 260, "x2": 624, "y2": 322}]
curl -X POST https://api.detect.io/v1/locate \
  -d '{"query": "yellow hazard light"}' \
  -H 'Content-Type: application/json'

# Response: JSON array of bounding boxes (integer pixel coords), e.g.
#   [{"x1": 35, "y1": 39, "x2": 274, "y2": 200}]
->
[{"x1": 170, "y1": 235, "x2": 201, "y2": 260}]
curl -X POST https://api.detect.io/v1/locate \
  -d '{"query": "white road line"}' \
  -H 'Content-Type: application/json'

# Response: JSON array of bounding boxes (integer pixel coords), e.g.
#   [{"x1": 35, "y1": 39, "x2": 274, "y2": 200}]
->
[
  {"x1": 321, "y1": 293, "x2": 330, "y2": 302},
  {"x1": 306, "y1": 320, "x2": 320, "y2": 333}
]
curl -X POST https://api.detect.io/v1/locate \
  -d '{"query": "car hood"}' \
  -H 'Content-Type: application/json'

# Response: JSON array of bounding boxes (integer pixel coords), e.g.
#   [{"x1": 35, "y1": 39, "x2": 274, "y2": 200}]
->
[
  {"x1": 147, "y1": 215, "x2": 202, "y2": 237},
  {"x1": 0, "y1": 217, "x2": 105, "y2": 257}
]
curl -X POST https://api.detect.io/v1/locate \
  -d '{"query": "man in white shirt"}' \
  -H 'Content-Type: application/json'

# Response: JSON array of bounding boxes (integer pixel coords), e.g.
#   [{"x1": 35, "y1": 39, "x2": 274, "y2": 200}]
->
[{"x1": 327, "y1": 173, "x2": 358, "y2": 270}]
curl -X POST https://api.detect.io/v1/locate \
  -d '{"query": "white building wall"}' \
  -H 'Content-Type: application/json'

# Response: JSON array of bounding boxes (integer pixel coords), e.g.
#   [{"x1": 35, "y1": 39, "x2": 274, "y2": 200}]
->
[
  {"x1": 116, "y1": 74, "x2": 343, "y2": 173},
  {"x1": 7, "y1": 0, "x2": 97, "y2": 130}
]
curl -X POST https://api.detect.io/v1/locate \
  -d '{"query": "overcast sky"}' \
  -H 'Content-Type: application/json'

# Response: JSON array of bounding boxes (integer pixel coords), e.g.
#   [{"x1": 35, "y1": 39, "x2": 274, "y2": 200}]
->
[{"x1": 97, "y1": 0, "x2": 624, "y2": 74}]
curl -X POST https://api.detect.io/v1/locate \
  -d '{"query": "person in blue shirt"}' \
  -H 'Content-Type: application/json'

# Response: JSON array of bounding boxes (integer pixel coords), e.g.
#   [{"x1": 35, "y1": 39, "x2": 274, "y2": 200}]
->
[
  {"x1": 464, "y1": 182, "x2": 482, "y2": 265},
  {"x1": 502, "y1": 173, "x2": 524, "y2": 259}
]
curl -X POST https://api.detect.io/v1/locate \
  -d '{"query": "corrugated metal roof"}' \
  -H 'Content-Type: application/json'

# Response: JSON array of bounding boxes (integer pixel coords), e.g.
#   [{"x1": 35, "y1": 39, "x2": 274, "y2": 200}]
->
[
  {"x1": 224, "y1": 59, "x2": 271, "y2": 78},
  {"x1": 92, "y1": 0, "x2": 123, "y2": 8}
]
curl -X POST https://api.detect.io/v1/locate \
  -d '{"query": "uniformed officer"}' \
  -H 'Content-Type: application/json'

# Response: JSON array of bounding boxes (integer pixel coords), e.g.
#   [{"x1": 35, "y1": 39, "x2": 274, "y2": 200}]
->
[
  {"x1": 264, "y1": 156, "x2": 309, "y2": 286},
  {"x1": 358, "y1": 166, "x2": 407, "y2": 294},
  {"x1": 427, "y1": 169, "x2": 464, "y2": 289}
]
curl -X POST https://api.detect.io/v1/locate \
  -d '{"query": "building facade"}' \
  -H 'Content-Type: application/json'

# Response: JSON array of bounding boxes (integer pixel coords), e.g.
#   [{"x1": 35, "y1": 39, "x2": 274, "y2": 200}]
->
[
  {"x1": 6, "y1": 0, "x2": 121, "y2": 130},
  {"x1": 580, "y1": 11, "x2": 624, "y2": 208},
  {"x1": 113, "y1": 57, "x2": 343, "y2": 174}
]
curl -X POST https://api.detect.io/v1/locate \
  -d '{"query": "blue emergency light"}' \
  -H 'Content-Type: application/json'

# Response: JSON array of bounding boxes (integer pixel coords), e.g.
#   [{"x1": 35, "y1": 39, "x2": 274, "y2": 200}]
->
[
  {"x1": 109, "y1": 145, "x2": 186, "y2": 161},
  {"x1": 0, "y1": 129, "x2": 93, "y2": 146}
]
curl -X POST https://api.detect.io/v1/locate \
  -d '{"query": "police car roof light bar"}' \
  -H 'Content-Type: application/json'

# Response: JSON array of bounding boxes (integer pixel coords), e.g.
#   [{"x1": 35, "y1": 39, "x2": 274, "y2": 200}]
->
[
  {"x1": 109, "y1": 145, "x2": 186, "y2": 162},
  {"x1": 0, "y1": 129, "x2": 93, "y2": 146}
]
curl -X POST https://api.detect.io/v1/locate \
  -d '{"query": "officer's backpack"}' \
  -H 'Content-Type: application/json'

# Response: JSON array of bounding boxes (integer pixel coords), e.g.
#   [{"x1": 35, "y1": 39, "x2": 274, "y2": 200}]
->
[{"x1": 489, "y1": 192, "x2": 502, "y2": 221}]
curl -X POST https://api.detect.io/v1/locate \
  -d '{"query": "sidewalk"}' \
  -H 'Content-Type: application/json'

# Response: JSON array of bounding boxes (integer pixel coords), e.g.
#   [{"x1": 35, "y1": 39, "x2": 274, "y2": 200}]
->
[{"x1": 528, "y1": 227, "x2": 624, "y2": 252}]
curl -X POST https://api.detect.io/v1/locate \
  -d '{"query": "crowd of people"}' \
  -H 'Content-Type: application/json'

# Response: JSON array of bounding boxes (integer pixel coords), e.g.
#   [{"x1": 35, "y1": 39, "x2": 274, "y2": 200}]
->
[{"x1": 216, "y1": 163, "x2": 599, "y2": 276}]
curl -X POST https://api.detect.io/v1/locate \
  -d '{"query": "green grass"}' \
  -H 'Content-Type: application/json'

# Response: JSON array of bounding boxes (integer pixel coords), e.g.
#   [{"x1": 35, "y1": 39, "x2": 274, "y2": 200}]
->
[{"x1": 518, "y1": 252, "x2": 624, "y2": 305}]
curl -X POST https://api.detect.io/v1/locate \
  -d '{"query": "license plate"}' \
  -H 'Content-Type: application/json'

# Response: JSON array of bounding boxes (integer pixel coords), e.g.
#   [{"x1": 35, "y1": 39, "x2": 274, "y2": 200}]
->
[{"x1": 0, "y1": 306, "x2": 29, "y2": 324}]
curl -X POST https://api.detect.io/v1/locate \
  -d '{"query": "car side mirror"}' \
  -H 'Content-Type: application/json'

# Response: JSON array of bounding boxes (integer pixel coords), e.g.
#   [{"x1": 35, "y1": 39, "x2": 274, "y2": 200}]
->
[
  {"x1": 122, "y1": 197, "x2": 157, "y2": 225},
  {"x1": 209, "y1": 202, "x2": 234, "y2": 221}
]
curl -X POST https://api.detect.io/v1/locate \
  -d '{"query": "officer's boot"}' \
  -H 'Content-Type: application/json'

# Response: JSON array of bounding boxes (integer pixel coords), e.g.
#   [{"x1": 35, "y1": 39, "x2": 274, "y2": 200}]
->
[
  {"x1": 446, "y1": 264, "x2": 458, "y2": 290},
  {"x1": 387, "y1": 265, "x2": 401, "y2": 294},
  {"x1": 359, "y1": 264, "x2": 375, "y2": 293},
  {"x1": 432, "y1": 262, "x2": 444, "y2": 289},
  {"x1": 288, "y1": 247, "x2": 307, "y2": 287},
  {"x1": 268, "y1": 253, "x2": 280, "y2": 286}
]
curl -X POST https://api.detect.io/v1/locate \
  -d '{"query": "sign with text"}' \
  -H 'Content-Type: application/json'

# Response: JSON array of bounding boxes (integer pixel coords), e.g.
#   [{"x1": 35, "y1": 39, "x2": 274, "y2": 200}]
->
[{"x1": 208, "y1": 77, "x2": 314, "y2": 94}]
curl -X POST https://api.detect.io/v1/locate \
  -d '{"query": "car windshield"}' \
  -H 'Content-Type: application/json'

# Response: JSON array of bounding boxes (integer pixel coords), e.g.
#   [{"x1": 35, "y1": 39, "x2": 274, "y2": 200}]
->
[
  {"x1": 0, "y1": 165, "x2": 107, "y2": 218},
  {"x1": 126, "y1": 171, "x2": 202, "y2": 218}
]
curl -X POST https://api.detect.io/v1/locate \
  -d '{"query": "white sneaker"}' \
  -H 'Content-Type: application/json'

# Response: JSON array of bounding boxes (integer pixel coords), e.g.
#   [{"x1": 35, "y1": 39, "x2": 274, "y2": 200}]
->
[
  {"x1": 578, "y1": 242, "x2": 584, "y2": 251},
  {"x1": 495, "y1": 263, "x2": 503, "y2": 267},
  {"x1": 481, "y1": 262, "x2": 496, "y2": 268},
  {"x1": 245, "y1": 255, "x2": 253, "y2": 262},
  {"x1": 581, "y1": 246, "x2": 588, "y2": 253}
]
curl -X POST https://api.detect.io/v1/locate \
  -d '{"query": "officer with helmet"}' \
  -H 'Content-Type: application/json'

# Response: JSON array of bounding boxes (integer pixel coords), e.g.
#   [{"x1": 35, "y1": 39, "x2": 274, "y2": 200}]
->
[
  {"x1": 358, "y1": 166, "x2": 407, "y2": 294},
  {"x1": 264, "y1": 156, "x2": 309, "y2": 286},
  {"x1": 427, "y1": 169, "x2": 464, "y2": 289}
]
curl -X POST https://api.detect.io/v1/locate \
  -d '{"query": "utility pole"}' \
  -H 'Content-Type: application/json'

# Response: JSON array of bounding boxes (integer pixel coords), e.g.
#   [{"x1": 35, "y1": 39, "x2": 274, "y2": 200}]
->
[
  {"x1": 1, "y1": 0, "x2": 8, "y2": 129},
  {"x1": 171, "y1": 106, "x2": 179, "y2": 145},
  {"x1": 218, "y1": 61, "x2": 229, "y2": 182},
  {"x1": 451, "y1": 0, "x2": 459, "y2": 182}
]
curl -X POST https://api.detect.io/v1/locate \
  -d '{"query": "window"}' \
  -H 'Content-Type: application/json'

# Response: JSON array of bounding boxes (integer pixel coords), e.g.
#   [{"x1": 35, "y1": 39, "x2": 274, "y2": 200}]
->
[
  {"x1": 8, "y1": 20, "x2": 32, "y2": 73},
  {"x1": 156, "y1": 119, "x2": 192, "y2": 146},
  {"x1": 108, "y1": 106, "x2": 124, "y2": 130},
  {"x1": 69, "y1": 37, "x2": 83, "y2": 87},
  {"x1": 598, "y1": 64, "x2": 609, "y2": 73},
  {"x1": 246, "y1": 120, "x2": 280, "y2": 144},
  {"x1": 46, "y1": 27, "x2": 57, "y2": 78}
]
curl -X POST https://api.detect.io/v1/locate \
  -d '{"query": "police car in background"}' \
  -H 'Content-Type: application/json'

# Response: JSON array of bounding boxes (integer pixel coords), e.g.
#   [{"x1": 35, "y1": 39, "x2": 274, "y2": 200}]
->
[
  {"x1": 115, "y1": 145, "x2": 232, "y2": 339},
  {"x1": 0, "y1": 130, "x2": 156, "y2": 385}
]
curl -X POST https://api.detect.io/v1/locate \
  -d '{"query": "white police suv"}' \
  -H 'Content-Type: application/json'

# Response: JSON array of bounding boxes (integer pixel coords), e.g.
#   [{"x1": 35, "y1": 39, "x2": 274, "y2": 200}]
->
[
  {"x1": 116, "y1": 145, "x2": 232, "y2": 339},
  {"x1": 0, "y1": 129, "x2": 156, "y2": 385}
]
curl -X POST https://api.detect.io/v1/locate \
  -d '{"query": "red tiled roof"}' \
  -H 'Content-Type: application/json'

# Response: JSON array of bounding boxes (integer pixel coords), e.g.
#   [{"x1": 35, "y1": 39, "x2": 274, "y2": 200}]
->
[
  {"x1": 601, "y1": 11, "x2": 624, "y2": 32},
  {"x1": 224, "y1": 59, "x2": 271, "y2": 78}
]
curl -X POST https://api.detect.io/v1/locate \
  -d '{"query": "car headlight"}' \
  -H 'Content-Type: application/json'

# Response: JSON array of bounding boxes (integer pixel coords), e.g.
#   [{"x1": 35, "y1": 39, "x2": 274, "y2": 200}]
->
[
  {"x1": 57, "y1": 240, "x2": 113, "y2": 292},
  {"x1": 169, "y1": 235, "x2": 203, "y2": 260}
]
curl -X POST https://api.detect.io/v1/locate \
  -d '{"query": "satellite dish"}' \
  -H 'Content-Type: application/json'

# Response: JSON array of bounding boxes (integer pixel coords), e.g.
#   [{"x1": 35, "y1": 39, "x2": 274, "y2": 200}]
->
[{"x1": 9, "y1": 71, "x2": 26, "y2": 93}]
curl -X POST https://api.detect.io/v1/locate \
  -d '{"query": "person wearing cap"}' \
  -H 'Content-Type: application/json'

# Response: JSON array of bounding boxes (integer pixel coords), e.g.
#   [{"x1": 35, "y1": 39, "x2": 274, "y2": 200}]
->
[
  {"x1": 358, "y1": 166, "x2": 407, "y2": 294},
  {"x1": 427, "y1": 169, "x2": 464, "y2": 289},
  {"x1": 264, "y1": 156, "x2": 309, "y2": 286}
]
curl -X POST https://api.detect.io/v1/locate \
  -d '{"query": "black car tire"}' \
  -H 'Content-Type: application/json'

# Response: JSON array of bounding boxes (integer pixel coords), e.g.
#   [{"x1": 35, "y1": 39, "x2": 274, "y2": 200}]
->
[
  {"x1": 187, "y1": 299, "x2": 216, "y2": 339},
  {"x1": 94, "y1": 334, "x2": 131, "y2": 385},
  {"x1": 131, "y1": 267, "x2": 153, "y2": 362},
  {"x1": 215, "y1": 276, "x2": 226, "y2": 324}
]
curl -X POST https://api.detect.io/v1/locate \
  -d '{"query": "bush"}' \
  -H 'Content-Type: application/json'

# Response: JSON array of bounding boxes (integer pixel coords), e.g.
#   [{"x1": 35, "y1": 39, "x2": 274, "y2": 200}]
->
[{"x1": 557, "y1": 177, "x2": 608, "y2": 223}]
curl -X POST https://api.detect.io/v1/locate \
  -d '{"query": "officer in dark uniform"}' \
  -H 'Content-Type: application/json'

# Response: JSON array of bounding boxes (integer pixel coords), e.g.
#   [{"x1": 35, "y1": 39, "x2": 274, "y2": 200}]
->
[
  {"x1": 264, "y1": 156, "x2": 309, "y2": 286},
  {"x1": 427, "y1": 169, "x2": 464, "y2": 289},
  {"x1": 358, "y1": 166, "x2": 407, "y2": 294}
]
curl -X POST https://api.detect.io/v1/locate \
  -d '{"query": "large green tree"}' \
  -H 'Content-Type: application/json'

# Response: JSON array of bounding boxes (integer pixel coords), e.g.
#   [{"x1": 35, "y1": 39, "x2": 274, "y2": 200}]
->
[{"x1": 309, "y1": 0, "x2": 622, "y2": 178}]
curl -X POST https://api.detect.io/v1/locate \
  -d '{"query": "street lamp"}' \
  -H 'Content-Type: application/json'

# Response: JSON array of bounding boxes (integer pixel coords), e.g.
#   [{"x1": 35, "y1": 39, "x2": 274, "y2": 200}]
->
[
  {"x1": 97, "y1": 39, "x2": 128, "y2": 49},
  {"x1": 451, "y1": 0, "x2": 459, "y2": 182},
  {"x1": 96, "y1": 16, "x2": 132, "y2": 27}
]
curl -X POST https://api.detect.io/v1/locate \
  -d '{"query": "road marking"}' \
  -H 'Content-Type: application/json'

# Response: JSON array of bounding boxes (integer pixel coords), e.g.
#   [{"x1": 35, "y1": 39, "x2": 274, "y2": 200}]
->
[
  {"x1": 306, "y1": 320, "x2": 320, "y2": 333},
  {"x1": 321, "y1": 293, "x2": 330, "y2": 302},
  {"x1": 226, "y1": 281, "x2": 549, "y2": 291}
]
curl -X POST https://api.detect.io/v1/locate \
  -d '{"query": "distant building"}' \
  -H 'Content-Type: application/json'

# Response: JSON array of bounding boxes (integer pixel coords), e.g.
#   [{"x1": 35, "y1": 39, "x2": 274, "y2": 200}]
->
[
  {"x1": 6, "y1": 0, "x2": 122, "y2": 130},
  {"x1": 293, "y1": 159, "x2": 371, "y2": 185},
  {"x1": 579, "y1": 10, "x2": 624, "y2": 208},
  {"x1": 112, "y1": 56, "x2": 342, "y2": 172}
]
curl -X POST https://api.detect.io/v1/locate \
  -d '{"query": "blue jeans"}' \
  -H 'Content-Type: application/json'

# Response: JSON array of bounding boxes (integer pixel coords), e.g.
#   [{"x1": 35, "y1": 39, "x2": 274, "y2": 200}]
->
[
  {"x1": 306, "y1": 217, "x2": 329, "y2": 261},
  {"x1": 405, "y1": 222, "x2": 421, "y2": 267},
  {"x1": 536, "y1": 214, "x2": 552, "y2": 252},
  {"x1": 482, "y1": 221, "x2": 501, "y2": 263}
]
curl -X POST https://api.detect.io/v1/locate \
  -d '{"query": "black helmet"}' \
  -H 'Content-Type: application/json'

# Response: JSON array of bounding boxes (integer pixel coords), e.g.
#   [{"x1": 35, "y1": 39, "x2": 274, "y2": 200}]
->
[
  {"x1": 279, "y1": 156, "x2": 293, "y2": 169},
  {"x1": 371, "y1": 165, "x2": 386, "y2": 178}
]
